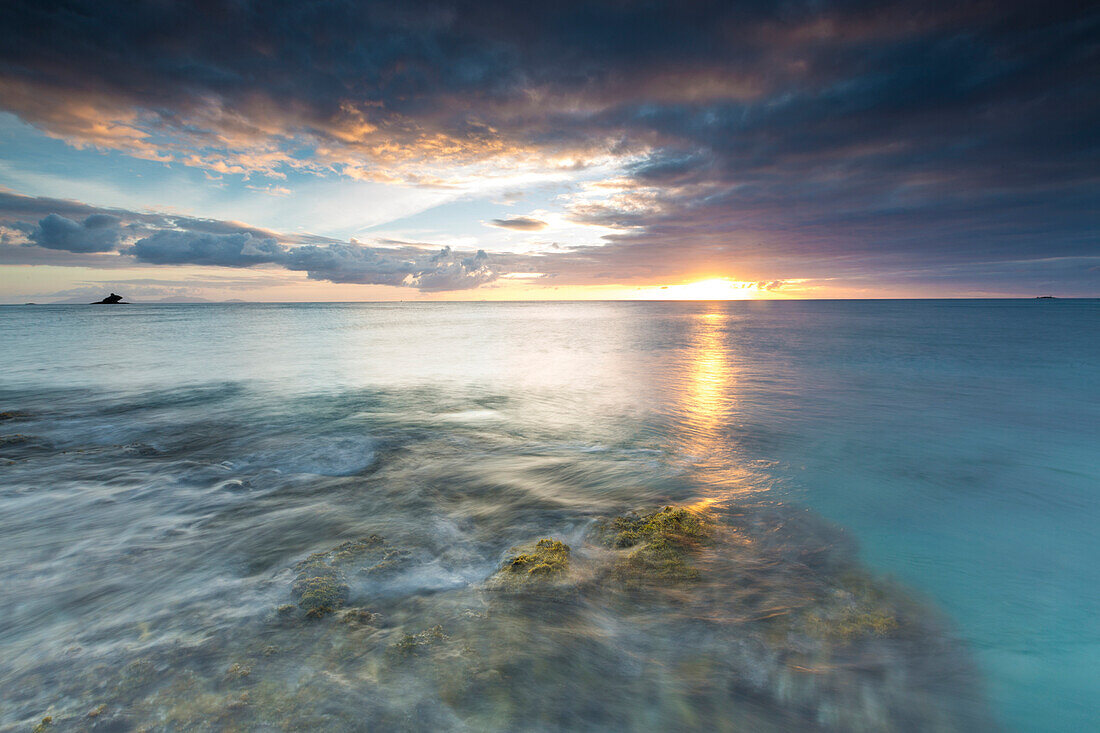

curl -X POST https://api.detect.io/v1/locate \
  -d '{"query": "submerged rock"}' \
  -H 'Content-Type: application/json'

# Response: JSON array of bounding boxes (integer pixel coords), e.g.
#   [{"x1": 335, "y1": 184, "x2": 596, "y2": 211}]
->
[
  {"x1": 413, "y1": 503, "x2": 996, "y2": 731},
  {"x1": 389, "y1": 625, "x2": 448, "y2": 658},
  {"x1": 291, "y1": 556, "x2": 349, "y2": 618},
  {"x1": 0, "y1": 433, "x2": 53, "y2": 459},
  {"x1": 338, "y1": 607, "x2": 380, "y2": 628},
  {"x1": 290, "y1": 534, "x2": 413, "y2": 617},
  {"x1": 8, "y1": 503, "x2": 993, "y2": 733}
]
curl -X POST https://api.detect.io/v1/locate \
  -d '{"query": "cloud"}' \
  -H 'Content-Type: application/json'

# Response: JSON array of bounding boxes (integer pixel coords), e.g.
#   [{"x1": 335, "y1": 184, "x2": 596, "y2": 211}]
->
[
  {"x1": 28, "y1": 213, "x2": 123, "y2": 253},
  {"x1": 0, "y1": 0, "x2": 1094, "y2": 299},
  {"x1": 126, "y1": 231, "x2": 499, "y2": 290},
  {"x1": 2, "y1": 190, "x2": 1098, "y2": 296},
  {"x1": 282, "y1": 244, "x2": 497, "y2": 290},
  {"x1": 127, "y1": 230, "x2": 285, "y2": 266},
  {"x1": 2, "y1": 193, "x2": 502, "y2": 291},
  {"x1": 1, "y1": 1, "x2": 1093, "y2": 191},
  {"x1": 487, "y1": 216, "x2": 549, "y2": 231}
]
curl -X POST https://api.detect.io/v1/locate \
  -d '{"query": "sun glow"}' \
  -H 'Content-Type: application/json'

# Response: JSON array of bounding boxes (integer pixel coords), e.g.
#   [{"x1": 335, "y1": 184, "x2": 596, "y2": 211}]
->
[{"x1": 635, "y1": 277, "x2": 761, "y2": 300}]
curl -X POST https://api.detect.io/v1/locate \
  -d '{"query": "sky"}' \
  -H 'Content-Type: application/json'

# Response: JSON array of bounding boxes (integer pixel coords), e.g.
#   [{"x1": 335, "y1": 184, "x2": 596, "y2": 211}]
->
[{"x1": 0, "y1": 0, "x2": 1096, "y2": 302}]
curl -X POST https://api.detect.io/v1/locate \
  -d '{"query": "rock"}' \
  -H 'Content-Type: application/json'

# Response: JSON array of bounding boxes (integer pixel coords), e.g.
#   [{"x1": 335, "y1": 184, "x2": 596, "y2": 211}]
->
[
  {"x1": 389, "y1": 625, "x2": 448, "y2": 658},
  {"x1": 291, "y1": 558, "x2": 349, "y2": 618},
  {"x1": 90, "y1": 293, "x2": 129, "y2": 304},
  {"x1": 506, "y1": 538, "x2": 570, "y2": 576},
  {"x1": 338, "y1": 608, "x2": 379, "y2": 628},
  {"x1": 289, "y1": 534, "x2": 415, "y2": 618},
  {"x1": 595, "y1": 506, "x2": 709, "y2": 585}
]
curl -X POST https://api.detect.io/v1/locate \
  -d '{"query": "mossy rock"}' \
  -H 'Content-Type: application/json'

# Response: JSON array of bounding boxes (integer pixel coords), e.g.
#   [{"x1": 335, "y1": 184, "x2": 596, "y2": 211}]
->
[
  {"x1": 596, "y1": 506, "x2": 709, "y2": 585},
  {"x1": 483, "y1": 538, "x2": 574, "y2": 593},
  {"x1": 338, "y1": 607, "x2": 379, "y2": 628},
  {"x1": 290, "y1": 534, "x2": 412, "y2": 618},
  {"x1": 599, "y1": 506, "x2": 708, "y2": 550},
  {"x1": 803, "y1": 607, "x2": 898, "y2": 640},
  {"x1": 389, "y1": 625, "x2": 448, "y2": 658},
  {"x1": 329, "y1": 535, "x2": 385, "y2": 564},
  {"x1": 506, "y1": 539, "x2": 570, "y2": 576},
  {"x1": 798, "y1": 569, "x2": 901, "y2": 641},
  {"x1": 291, "y1": 562, "x2": 349, "y2": 618},
  {"x1": 613, "y1": 536, "x2": 700, "y2": 583}
]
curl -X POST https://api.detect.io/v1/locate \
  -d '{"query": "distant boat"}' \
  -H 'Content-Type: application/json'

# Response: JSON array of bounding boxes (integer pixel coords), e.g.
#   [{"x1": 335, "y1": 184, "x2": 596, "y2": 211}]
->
[
  {"x1": 91, "y1": 293, "x2": 129, "y2": 304},
  {"x1": 1035, "y1": 295, "x2": 1057, "y2": 299}
]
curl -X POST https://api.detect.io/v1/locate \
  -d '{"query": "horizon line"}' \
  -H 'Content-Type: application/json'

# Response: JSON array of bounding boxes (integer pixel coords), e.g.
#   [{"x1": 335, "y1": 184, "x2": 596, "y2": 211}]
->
[{"x1": 5, "y1": 296, "x2": 1096, "y2": 306}]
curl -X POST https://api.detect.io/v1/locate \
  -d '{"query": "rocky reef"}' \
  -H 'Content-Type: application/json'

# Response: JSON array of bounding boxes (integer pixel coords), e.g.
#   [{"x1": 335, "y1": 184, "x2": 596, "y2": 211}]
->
[
  {"x1": 289, "y1": 534, "x2": 411, "y2": 618},
  {"x1": 6, "y1": 503, "x2": 995, "y2": 732}
]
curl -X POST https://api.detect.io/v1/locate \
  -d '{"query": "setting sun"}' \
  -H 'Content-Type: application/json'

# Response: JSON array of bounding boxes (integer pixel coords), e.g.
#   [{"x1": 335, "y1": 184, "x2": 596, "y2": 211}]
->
[{"x1": 635, "y1": 278, "x2": 762, "y2": 300}]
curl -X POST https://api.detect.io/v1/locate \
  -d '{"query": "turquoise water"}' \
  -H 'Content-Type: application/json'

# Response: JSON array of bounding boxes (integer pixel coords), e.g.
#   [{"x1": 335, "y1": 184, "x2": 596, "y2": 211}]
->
[{"x1": 0, "y1": 300, "x2": 1096, "y2": 730}]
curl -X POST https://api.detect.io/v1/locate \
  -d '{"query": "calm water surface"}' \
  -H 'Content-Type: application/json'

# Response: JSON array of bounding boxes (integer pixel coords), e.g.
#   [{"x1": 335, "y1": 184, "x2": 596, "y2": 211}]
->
[{"x1": 0, "y1": 300, "x2": 1096, "y2": 731}]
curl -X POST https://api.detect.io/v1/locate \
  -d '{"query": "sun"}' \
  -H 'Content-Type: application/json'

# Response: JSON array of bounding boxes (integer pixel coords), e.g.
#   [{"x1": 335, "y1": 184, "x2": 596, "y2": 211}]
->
[{"x1": 635, "y1": 277, "x2": 760, "y2": 300}]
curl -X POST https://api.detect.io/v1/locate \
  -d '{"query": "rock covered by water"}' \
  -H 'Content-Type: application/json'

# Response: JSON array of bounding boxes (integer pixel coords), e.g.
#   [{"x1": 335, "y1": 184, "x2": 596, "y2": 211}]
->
[{"x1": 10, "y1": 502, "x2": 994, "y2": 732}]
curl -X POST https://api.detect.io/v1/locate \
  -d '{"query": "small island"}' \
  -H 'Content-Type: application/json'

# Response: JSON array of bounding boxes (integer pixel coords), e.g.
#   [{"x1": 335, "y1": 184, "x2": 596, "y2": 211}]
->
[{"x1": 91, "y1": 293, "x2": 129, "y2": 304}]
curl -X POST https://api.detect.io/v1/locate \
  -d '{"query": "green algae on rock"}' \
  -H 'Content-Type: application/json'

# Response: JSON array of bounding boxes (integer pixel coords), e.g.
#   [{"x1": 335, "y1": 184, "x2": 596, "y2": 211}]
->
[
  {"x1": 507, "y1": 538, "x2": 570, "y2": 576},
  {"x1": 290, "y1": 534, "x2": 413, "y2": 617},
  {"x1": 390, "y1": 625, "x2": 448, "y2": 658},
  {"x1": 798, "y1": 569, "x2": 902, "y2": 641},
  {"x1": 291, "y1": 559, "x2": 349, "y2": 618},
  {"x1": 338, "y1": 607, "x2": 380, "y2": 628},
  {"x1": 597, "y1": 506, "x2": 709, "y2": 584},
  {"x1": 600, "y1": 506, "x2": 708, "y2": 549},
  {"x1": 485, "y1": 537, "x2": 575, "y2": 592},
  {"x1": 613, "y1": 535, "x2": 701, "y2": 582}
]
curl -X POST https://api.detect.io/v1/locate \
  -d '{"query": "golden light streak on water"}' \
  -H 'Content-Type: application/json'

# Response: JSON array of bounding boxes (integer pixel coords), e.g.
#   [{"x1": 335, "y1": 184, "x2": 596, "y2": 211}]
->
[{"x1": 670, "y1": 308, "x2": 763, "y2": 501}]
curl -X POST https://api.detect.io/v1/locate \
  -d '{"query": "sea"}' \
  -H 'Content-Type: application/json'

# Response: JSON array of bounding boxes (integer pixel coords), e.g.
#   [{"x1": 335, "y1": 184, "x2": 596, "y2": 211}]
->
[{"x1": 0, "y1": 300, "x2": 1096, "y2": 731}]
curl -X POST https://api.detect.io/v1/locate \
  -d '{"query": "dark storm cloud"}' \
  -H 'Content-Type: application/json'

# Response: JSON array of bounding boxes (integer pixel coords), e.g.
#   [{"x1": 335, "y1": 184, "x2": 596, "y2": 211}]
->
[
  {"x1": 487, "y1": 217, "x2": 548, "y2": 231},
  {"x1": 0, "y1": 1, "x2": 1096, "y2": 291}
]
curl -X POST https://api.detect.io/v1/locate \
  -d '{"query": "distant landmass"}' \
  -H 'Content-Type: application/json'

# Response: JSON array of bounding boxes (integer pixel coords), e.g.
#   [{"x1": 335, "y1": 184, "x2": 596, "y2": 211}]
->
[{"x1": 43, "y1": 293, "x2": 253, "y2": 304}]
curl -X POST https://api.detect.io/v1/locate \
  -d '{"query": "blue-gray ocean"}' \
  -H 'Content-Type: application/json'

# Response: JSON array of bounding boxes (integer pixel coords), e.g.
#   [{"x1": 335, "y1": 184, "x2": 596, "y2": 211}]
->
[{"x1": 0, "y1": 300, "x2": 1096, "y2": 731}]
